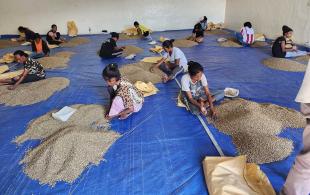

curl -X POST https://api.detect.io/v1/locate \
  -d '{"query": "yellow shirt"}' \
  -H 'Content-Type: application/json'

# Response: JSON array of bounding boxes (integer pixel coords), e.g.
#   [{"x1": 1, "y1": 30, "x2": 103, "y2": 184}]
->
[{"x1": 138, "y1": 24, "x2": 151, "y2": 34}]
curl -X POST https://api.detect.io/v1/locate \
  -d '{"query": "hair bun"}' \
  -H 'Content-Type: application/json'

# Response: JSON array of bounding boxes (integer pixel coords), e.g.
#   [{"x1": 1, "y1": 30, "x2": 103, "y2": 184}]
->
[
  {"x1": 170, "y1": 39, "x2": 175, "y2": 43},
  {"x1": 108, "y1": 63, "x2": 118, "y2": 71},
  {"x1": 282, "y1": 25, "x2": 293, "y2": 34},
  {"x1": 188, "y1": 61, "x2": 195, "y2": 66}
]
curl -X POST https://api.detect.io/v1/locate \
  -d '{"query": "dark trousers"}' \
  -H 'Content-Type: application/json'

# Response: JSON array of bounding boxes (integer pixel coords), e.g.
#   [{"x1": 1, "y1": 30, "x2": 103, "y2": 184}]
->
[{"x1": 100, "y1": 49, "x2": 123, "y2": 58}]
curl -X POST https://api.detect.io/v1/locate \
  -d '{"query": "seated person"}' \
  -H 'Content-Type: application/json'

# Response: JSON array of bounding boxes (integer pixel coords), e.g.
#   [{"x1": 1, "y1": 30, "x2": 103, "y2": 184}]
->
[
  {"x1": 0, "y1": 50, "x2": 46, "y2": 90},
  {"x1": 236, "y1": 22, "x2": 255, "y2": 46},
  {"x1": 150, "y1": 40, "x2": 188, "y2": 83},
  {"x1": 272, "y1": 25, "x2": 309, "y2": 58},
  {"x1": 46, "y1": 24, "x2": 65, "y2": 45},
  {"x1": 102, "y1": 63, "x2": 144, "y2": 120},
  {"x1": 181, "y1": 61, "x2": 224, "y2": 116},
  {"x1": 188, "y1": 23, "x2": 204, "y2": 43},
  {"x1": 134, "y1": 21, "x2": 152, "y2": 41},
  {"x1": 31, "y1": 33, "x2": 50, "y2": 59},
  {"x1": 199, "y1": 16, "x2": 208, "y2": 31},
  {"x1": 99, "y1": 32, "x2": 125, "y2": 58},
  {"x1": 17, "y1": 26, "x2": 36, "y2": 42}
]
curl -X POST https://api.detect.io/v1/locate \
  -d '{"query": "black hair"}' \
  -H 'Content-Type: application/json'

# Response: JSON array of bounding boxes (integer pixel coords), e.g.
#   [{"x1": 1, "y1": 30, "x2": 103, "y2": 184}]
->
[
  {"x1": 282, "y1": 25, "x2": 293, "y2": 35},
  {"x1": 203, "y1": 16, "x2": 207, "y2": 22},
  {"x1": 244, "y1": 22, "x2": 252, "y2": 28},
  {"x1": 134, "y1": 21, "x2": 139, "y2": 26},
  {"x1": 34, "y1": 33, "x2": 41, "y2": 39},
  {"x1": 13, "y1": 50, "x2": 29, "y2": 57},
  {"x1": 18, "y1": 26, "x2": 26, "y2": 32},
  {"x1": 162, "y1": 39, "x2": 174, "y2": 48},
  {"x1": 102, "y1": 63, "x2": 121, "y2": 81},
  {"x1": 194, "y1": 23, "x2": 202, "y2": 30},
  {"x1": 188, "y1": 61, "x2": 203, "y2": 76},
  {"x1": 51, "y1": 24, "x2": 57, "y2": 28},
  {"x1": 110, "y1": 32, "x2": 119, "y2": 39}
]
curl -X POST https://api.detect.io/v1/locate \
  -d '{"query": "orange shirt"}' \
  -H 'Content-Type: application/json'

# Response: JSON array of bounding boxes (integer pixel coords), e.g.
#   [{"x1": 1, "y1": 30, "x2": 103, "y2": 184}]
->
[{"x1": 35, "y1": 39, "x2": 43, "y2": 53}]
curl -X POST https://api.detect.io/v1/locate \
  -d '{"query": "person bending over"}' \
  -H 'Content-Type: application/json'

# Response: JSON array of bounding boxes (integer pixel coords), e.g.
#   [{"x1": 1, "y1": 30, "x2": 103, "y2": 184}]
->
[
  {"x1": 199, "y1": 16, "x2": 208, "y2": 31},
  {"x1": 188, "y1": 23, "x2": 204, "y2": 43},
  {"x1": 181, "y1": 61, "x2": 224, "y2": 116},
  {"x1": 0, "y1": 50, "x2": 46, "y2": 90},
  {"x1": 17, "y1": 26, "x2": 36, "y2": 42},
  {"x1": 150, "y1": 40, "x2": 188, "y2": 83},
  {"x1": 102, "y1": 63, "x2": 144, "y2": 120},
  {"x1": 134, "y1": 21, "x2": 152, "y2": 41},
  {"x1": 99, "y1": 32, "x2": 125, "y2": 59}
]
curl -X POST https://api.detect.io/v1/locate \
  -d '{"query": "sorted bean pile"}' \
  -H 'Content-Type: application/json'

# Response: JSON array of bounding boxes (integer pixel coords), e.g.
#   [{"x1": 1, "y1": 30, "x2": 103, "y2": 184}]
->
[
  {"x1": 262, "y1": 57, "x2": 307, "y2": 72},
  {"x1": 218, "y1": 37, "x2": 242, "y2": 48},
  {"x1": 15, "y1": 104, "x2": 120, "y2": 186},
  {"x1": 120, "y1": 62, "x2": 165, "y2": 84},
  {"x1": 251, "y1": 41, "x2": 270, "y2": 48},
  {"x1": 207, "y1": 98, "x2": 305, "y2": 164},
  {"x1": 119, "y1": 33, "x2": 141, "y2": 40},
  {"x1": 205, "y1": 29, "x2": 230, "y2": 35},
  {"x1": 53, "y1": 51, "x2": 75, "y2": 58},
  {"x1": 294, "y1": 55, "x2": 310, "y2": 63},
  {"x1": 173, "y1": 39, "x2": 198, "y2": 48},
  {"x1": 38, "y1": 51, "x2": 75, "y2": 69},
  {"x1": 121, "y1": 45, "x2": 143, "y2": 57},
  {"x1": 60, "y1": 37, "x2": 90, "y2": 47},
  {"x1": 0, "y1": 39, "x2": 20, "y2": 49},
  {"x1": 0, "y1": 77, "x2": 69, "y2": 106}
]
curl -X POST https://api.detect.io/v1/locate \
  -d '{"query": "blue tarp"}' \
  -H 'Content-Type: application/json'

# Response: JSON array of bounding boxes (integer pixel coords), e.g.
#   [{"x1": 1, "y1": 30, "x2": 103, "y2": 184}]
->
[{"x1": 0, "y1": 30, "x2": 305, "y2": 194}]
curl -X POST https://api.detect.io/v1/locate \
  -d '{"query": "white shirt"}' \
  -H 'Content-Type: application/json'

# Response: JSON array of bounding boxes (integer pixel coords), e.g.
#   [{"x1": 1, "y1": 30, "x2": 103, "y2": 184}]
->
[
  {"x1": 296, "y1": 60, "x2": 310, "y2": 103},
  {"x1": 163, "y1": 47, "x2": 188, "y2": 71},
  {"x1": 181, "y1": 73, "x2": 208, "y2": 94}
]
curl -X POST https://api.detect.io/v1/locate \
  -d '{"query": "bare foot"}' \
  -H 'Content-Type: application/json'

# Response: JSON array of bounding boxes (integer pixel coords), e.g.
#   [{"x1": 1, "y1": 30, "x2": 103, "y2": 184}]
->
[{"x1": 119, "y1": 112, "x2": 132, "y2": 120}]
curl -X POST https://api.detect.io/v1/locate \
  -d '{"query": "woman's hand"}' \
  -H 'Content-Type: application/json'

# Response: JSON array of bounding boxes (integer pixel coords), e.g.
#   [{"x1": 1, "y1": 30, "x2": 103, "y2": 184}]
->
[
  {"x1": 105, "y1": 114, "x2": 112, "y2": 120},
  {"x1": 119, "y1": 112, "x2": 129, "y2": 120},
  {"x1": 200, "y1": 106, "x2": 207, "y2": 116}
]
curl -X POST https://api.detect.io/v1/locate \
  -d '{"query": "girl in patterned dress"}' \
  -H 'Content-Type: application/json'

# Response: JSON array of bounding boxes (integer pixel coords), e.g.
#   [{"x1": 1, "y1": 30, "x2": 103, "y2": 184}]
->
[{"x1": 102, "y1": 63, "x2": 144, "y2": 120}]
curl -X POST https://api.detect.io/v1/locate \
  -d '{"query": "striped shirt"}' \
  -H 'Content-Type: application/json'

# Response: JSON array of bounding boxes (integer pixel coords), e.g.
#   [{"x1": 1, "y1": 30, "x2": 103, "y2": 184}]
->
[
  {"x1": 240, "y1": 27, "x2": 254, "y2": 44},
  {"x1": 285, "y1": 38, "x2": 294, "y2": 49}
]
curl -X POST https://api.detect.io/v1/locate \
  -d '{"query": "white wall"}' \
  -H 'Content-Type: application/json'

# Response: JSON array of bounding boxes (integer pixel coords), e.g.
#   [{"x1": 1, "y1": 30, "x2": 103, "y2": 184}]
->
[
  {"x1": 0, "y1": 0, "x2": 226, "y2": 35},
  {"x1": 225, "y1": 0, "x2": 310, "y2": 45}
]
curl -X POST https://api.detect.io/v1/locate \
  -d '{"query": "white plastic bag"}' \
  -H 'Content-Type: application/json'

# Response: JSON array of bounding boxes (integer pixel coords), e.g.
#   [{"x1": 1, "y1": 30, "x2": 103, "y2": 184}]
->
[
  {"x1": 125, "y1": 54, "x2": 136, "y2": 60},
  {"x1": 52, "y1": 106, "x2": 77, "y2": 122}
]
